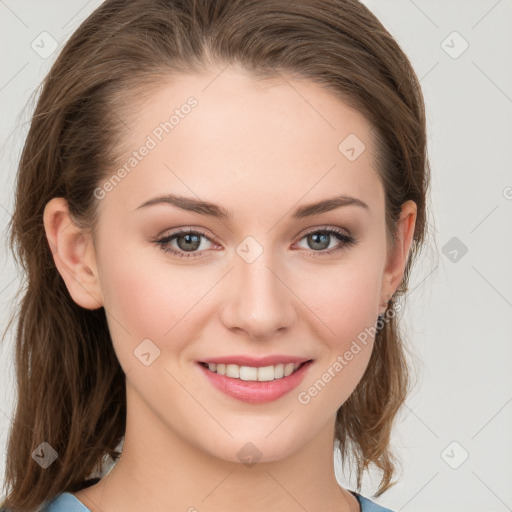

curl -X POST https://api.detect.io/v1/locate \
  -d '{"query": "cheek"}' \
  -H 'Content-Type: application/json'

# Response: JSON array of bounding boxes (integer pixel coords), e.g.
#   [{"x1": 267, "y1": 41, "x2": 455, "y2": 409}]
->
[
  {"x1": 97, "y1": 241, "x2": 223, "y2": 371},
  {"x1": 297, "y1": 260, "x2": 381, "y2": 347},
  {"x1": 294, "y1": 261, "x2": 381, "y2": 400},
  {"x1": 97, "y1": 247, "x2": 191, "y2": 357}
]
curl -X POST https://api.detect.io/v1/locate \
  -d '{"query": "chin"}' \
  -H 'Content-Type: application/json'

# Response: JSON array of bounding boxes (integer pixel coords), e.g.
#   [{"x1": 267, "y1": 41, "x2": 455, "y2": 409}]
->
[{"x1": 206, "y1": 436, "x2": 301, "y2": 467}]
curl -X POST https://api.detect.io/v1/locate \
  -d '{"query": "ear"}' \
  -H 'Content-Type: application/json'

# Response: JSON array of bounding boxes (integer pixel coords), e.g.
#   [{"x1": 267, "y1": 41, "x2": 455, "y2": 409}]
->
[
  {"x1": 43, "y1": 197, "x2": 103, "y2": 310},
  {"x1": 379, "y1": 200, "x2": 417, "y2": 313}
]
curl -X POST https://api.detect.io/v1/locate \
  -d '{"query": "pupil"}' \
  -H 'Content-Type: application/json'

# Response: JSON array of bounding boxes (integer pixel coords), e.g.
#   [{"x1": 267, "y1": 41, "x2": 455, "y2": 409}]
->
[
  {"x1": 179, "y1": 233, "x2": 200, "y2": 251},
  {"x1": 309, "y1": 232, "x2": 329, "y2": 250}
]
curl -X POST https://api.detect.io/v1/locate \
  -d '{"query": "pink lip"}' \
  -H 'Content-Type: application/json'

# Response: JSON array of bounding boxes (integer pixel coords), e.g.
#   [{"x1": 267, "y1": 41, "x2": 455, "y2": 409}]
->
[
  {"x1": 198, "y1": 354, "x2": 312, "y2": 367},
  {"x1": 196, "y1": 360, "x2": 314, "y2": 404}
]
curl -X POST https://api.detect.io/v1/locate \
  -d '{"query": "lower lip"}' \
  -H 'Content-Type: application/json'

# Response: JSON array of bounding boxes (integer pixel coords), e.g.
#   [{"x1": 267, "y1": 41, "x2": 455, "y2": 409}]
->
[{"x1": 196, "y1": 361, "x2": 313, "y2": 404}]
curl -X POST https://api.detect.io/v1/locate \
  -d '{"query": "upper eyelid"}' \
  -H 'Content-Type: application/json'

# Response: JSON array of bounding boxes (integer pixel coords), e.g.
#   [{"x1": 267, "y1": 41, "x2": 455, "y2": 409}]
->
[
  {"x1": 158, "y1": 224, "x2": 350, "y2": 239},
  {"x1": 157, "y1": 227, "x2": 218, "y2": 244},
  {"x1": 155, "y1": 226, "x2": 355, "y2": 261},
  {"x1": 157, "y1": 225, "x2": 352, "y2": 247}
]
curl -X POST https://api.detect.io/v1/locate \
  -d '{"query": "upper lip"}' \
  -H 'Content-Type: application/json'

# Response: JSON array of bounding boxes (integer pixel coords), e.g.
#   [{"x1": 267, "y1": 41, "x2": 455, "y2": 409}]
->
[{"x1": 198, "y1": 355, "x2": 314, "y2": 367}]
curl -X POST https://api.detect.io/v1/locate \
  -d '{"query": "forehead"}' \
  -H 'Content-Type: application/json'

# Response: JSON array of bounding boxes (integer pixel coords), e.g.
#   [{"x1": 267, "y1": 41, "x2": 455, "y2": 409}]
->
[{"x1": 101, "y1": 66, "x2": 384, "y2": 221}]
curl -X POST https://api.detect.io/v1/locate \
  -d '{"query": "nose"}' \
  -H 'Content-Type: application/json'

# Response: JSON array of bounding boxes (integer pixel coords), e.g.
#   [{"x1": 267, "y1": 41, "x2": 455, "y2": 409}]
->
[{"x1": 219, "y1": 251, "x2": 297, "y2": 340}]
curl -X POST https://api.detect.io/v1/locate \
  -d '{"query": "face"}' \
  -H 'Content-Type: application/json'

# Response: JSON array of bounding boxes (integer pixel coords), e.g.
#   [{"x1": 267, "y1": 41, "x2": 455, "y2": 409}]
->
[{"x1": 48, "y1": 65, "x2": 415, "y2": 466}]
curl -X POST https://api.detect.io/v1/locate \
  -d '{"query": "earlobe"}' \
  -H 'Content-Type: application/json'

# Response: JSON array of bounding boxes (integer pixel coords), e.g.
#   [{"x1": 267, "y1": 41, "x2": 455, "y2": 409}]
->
[{"x1": 43, "y1": 197, "x2": 104, "y2": 310}]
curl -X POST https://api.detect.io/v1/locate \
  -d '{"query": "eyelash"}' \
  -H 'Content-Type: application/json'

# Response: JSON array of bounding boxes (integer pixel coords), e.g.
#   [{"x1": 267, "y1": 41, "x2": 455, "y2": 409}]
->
[{"x1": 154, "y1": 226, "x2": 357, "y2": 260}]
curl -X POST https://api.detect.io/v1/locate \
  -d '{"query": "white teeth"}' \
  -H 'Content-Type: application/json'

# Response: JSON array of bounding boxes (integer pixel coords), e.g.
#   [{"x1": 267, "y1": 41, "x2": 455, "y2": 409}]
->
[
  {"x1": 226, "y1": 364, "x2": 240, "y2": 378},
  {"x1": 203, "y1": 362, "x2": 305, "y2": 381},
  {"x1": 256, "y1": 366, "x2": 274, "y2": 381}
]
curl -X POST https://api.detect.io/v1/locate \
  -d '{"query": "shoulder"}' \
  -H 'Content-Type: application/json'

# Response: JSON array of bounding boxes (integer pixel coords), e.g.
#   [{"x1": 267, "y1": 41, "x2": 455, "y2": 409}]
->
[
  {"x1": 351, "y1": 491, "x2": 396, "y2": 512},
  {"x1": 43, "y1": 492, "x2": 91, "y2": 512},
  {"x1": 5, "y1": 489, "x2": 395, "y2": 512}
]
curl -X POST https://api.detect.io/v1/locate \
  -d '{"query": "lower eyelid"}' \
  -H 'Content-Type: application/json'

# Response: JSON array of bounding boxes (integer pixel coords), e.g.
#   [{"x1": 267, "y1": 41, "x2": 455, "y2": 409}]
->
[
  {"x1": 296, "y1": 232, "x2": 356, "y2": 254},
  {"x1": 156, "y1": 228, "x2": 355, "y2": 258},
  {"x1": 157, "y1": 231, "x2": 215, "y2": 251}
]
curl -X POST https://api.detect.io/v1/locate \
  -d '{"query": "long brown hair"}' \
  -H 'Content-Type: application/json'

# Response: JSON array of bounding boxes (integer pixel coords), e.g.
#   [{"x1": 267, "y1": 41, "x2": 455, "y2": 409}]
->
[{"x1": 1, "y1": 0, "x2": 431, "y2": 510}]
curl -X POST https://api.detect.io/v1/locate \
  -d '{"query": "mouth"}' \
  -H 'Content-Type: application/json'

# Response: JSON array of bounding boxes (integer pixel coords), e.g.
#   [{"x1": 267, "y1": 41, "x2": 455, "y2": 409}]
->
[
  {"x1": 196, "y1": 358, "x2": 314, "y2": 404},
  {"x1": 197, "y1": 360, "x2": 314, "y2": 382}
]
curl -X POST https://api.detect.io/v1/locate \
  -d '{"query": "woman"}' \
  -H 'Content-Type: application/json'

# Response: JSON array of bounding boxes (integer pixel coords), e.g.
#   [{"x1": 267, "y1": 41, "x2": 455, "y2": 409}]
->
[{"x1": 1, "y1": 0, "x2": 430, "y2": 510}]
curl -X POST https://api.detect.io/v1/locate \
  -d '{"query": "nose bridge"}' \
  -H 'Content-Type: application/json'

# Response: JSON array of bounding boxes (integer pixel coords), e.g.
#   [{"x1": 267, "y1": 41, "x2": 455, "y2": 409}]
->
[{"x1": 222, "y1": 240, "x2": 297, "y2": 338}]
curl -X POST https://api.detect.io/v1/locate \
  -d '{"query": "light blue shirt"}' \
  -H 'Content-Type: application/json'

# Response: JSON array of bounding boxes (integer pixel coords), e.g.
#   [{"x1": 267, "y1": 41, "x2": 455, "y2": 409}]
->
[{"x1": 41, "y1": 490, "x2": 396, "y2": 511}]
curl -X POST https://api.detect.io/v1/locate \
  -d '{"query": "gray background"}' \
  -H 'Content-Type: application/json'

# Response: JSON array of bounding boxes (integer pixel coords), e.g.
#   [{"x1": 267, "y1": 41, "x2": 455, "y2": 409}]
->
[{"x1": 1, "y1": 1, "x2": 511, "y2": 511}]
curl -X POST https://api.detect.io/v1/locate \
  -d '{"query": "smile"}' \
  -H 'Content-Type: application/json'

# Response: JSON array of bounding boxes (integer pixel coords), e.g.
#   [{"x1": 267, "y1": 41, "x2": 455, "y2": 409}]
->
[
  {"x1": 199, "y1": 361, "x2": 312, "y2": 382},
  {"x1": 196, "y1": 360, "x2": 314, "y2": 404}
]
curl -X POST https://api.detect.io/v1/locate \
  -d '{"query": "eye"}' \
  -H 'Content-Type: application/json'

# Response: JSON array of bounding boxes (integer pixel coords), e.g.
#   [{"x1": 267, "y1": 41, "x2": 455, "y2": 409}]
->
[
  {"x1": 154, "y1": 226, "x2": 357, "y2": 260},
  {"x1": 295, "y1": 227, "x2": 357, "y2": 257},
  {"x1": 155, "y1": 228, "x2": 216, "y2": 259}
]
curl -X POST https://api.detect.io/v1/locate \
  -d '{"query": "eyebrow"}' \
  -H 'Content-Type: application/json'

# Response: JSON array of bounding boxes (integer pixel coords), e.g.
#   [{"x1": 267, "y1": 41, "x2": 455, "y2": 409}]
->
[{"x1": 135, "y1": 193, "x2": 369, "y2": 220}]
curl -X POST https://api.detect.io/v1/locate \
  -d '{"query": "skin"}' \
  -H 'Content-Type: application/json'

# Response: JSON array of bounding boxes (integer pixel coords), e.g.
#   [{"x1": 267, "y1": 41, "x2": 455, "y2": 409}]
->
[{"x1": 43, "y1": 65, "x2": 416, "y2": 512}]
